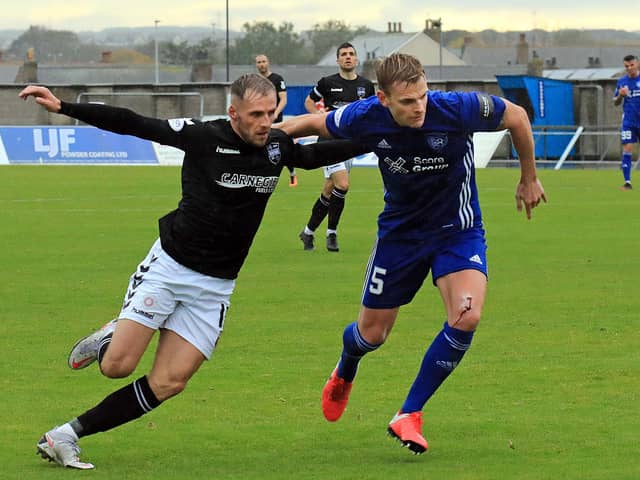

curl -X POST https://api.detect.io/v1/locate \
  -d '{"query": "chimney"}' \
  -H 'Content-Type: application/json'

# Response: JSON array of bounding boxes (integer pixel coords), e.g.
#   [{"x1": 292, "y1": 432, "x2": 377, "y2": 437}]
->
[
  {"x1": 191, "y1": 62, "x2": 213, "y2": 82},
  {"x1": 388, "y1": 22, "x2": 402, "y2": 33},
  {"x1": 460, "y1": 36, "x2": 473, "y2": 59},
  {"x1": 15, "y1": 59, "x2": 38, "y2": 83},
  {"x1": 101, "y1": 51, "x2": 112, "y2": 63},
  {"x1": 423, "y1": 18, "x2": 442, "y2": 41},
  {"x1": 527, "y1": 50, "x2": 543, "y2": 76},
  {"x1": 516, "y1": 33, "x2": 529, "y2": 65}
]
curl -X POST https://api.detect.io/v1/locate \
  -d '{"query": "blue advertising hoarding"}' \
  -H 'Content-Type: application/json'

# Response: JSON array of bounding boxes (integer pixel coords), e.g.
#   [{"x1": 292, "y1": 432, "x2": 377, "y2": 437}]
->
[
  {"x1": 0, "y1": 127, "x2": 503, "y2": 168},
  {"x1": 0, "y1": 126, "x2": 159, "y2": 164}
]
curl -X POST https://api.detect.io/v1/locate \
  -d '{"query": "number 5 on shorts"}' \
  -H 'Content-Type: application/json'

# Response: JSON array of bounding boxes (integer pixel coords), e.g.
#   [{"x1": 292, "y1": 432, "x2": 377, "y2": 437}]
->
[{"x1": 369, "y1": 266, "x2": 387, "y2": 295}]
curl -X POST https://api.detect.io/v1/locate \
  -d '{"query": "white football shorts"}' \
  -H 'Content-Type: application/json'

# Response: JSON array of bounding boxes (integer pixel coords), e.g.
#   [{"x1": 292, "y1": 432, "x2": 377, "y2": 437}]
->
[
  {"x1": 118, "y1": 239, "x2": 234, "y2": 359},
  {"x1": 323, "y1": 159, "x2": 353, "y2": 179}
]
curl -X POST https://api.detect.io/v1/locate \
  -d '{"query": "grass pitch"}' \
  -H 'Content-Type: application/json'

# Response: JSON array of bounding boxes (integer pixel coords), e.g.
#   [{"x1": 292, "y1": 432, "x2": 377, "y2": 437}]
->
[{"x1": 1, "y1": 165, "x2": 638, "y2": 479}]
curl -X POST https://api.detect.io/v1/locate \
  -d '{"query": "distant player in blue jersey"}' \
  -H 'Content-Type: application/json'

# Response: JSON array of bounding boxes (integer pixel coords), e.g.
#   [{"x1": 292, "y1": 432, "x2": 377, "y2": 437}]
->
[
  {"x1": 614, "y1": 54, "x2": 640, "y2": 190},
  {"x1": 279, "y1": 53, "x2": 546, "y2": 455}
]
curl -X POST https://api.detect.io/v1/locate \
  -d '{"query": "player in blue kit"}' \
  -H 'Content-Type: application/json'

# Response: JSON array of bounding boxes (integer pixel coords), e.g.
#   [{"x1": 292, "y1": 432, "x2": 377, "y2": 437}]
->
[
  {"x1": 279, "y1": 53, "x2": 546, "y2": 454},
  {"x1": 613, "y1": 54, "x2": 640, "y2": 190}
]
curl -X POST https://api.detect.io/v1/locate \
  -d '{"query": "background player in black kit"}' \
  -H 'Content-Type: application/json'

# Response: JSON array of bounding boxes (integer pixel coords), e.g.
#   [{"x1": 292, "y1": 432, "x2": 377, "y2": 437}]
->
[
  {"x1": 256, "y1": 53, "x2": 298, "y2": 186},
  {"x1": 20, "y1": 75, "x2": 368, "y2": 470},
  {"x1": 298, "y1": 42, "x2": 375, "y2": 252}
]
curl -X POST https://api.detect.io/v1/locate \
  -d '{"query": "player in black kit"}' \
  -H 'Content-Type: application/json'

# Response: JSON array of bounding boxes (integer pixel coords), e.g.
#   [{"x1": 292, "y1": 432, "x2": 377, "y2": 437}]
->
[
  {"x1": 256, "y1": 53, "x2": 298, "y2": 186},
  {"x1": 20, "y1": 75, "x2": 368, "y2": 470},
  {"x1": 298, "y1": 42, "x2": 375, "y2": 252}
]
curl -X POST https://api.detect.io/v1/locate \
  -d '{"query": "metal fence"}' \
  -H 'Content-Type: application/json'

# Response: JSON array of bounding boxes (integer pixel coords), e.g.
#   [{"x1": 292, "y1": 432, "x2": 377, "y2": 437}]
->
[{"x1": 490, "y1": 125, "x2": 630, "y2": 170}]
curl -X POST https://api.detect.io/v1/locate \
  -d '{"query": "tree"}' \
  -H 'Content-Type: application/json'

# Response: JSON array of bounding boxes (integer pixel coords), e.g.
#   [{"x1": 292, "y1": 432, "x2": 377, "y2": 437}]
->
[
  {"x1": 307, "y1": 20, "x2": 369, "y2": 62},
  {"x1": 9, "y1": 25, "x2": 103, "y2": 63},
  {"x1": 161, "y1": 40, "x2": 195, "y2": 65},
  {"x1": 230, "y1": 21, "x2": 312, "y2": 64},
  {"x1": 135, "y1": 37, "x2": 220, "y2": 66},
  {"x1": 552, "y1": 29, "x2": 597, "y2": 47}
]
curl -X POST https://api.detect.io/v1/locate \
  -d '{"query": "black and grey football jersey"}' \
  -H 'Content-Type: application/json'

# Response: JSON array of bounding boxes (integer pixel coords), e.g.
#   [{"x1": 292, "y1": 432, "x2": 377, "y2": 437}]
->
[
  {"x1": 308, "y1": 73, "x2": 375, "y2": 111},
  {"x1": 59, "y1": 102, "x2": 368, "y2": 279},
  {"x1": 267, "y1": 72, "x2": 287, "y2": 122}
]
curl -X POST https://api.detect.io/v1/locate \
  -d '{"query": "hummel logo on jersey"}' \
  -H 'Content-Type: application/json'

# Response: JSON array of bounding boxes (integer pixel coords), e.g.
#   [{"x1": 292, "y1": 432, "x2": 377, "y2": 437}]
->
[
  {"x1": 330, "y1": 88, "x2": 343, "y2": 92},
  {"x1": 216, "y1": 146, "x2": 241, "y2": 155},
  {"x1": 469, "y1": 254, "x2": 483, "y2": 265},
  {"x1": 436, "y1": 360, "x2": 459, "y2": 371},
  {"x1": 377, "y1": 139, "x2": 392, "y2": 149}
]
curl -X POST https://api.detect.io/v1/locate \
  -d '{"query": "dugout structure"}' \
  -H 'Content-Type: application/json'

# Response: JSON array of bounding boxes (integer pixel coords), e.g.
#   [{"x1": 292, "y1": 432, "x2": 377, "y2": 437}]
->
[{"x1": 497, "y1": 75, "x2": 576, "y2": 159}]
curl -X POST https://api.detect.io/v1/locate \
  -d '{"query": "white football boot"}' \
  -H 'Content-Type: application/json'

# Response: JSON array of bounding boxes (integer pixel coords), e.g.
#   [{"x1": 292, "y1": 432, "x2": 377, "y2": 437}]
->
[
  {"x1": 36, "y1": 426, "x2": 94, "y2": 469},
  {"x1": 68, "y1": 319, "x2": 117, "y2": 369}
]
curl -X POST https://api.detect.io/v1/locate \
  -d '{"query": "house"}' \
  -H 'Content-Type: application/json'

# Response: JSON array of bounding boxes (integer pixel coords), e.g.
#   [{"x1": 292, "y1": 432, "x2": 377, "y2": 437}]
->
[
  {"x1": 316, "y1": 21, "x2": 466, "y2": 68},
  {"x1": 460, "y1": 35, "x2": 634, "y2": 70}
]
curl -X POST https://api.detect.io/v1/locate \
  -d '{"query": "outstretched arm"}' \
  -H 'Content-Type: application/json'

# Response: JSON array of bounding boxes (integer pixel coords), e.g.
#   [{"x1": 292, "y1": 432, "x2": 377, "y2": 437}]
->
[
  {"x1": 19, "y1": 85, "x2": 186, "y2": 148},
  {"x1": 19, "y1": 85, "x2": 62, "y2": 112},
  {"x1": 276, "y1": 112, "x2": 332, "y2": 139},
  {"x1": 288, "y1": 138, "x2": 369, "y2": 170},
  {"x1": 499, "y1": 99, "x2": 547, "y2": 219}
]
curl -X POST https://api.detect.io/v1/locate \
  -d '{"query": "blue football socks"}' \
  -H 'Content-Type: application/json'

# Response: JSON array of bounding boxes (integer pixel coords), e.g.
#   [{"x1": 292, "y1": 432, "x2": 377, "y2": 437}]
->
[
  {"x1": 401, "y1": 322, "x2": 474, "y2": 413},
  {"x1": 622, "y1": 151, "x2": 632, "y2": 183},
  {"x1": 337, "y1": 322, "x2": 380, "y2": 382}
]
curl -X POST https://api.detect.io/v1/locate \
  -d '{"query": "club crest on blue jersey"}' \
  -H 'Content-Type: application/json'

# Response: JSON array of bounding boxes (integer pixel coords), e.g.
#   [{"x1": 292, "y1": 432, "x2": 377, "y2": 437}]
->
[
  {"x1": 357, "y1": 86, "x2": 367, "y2": 98},
  {"x1": 426, "y1": 134, "x2": 448, "y2": 151},
  {"x1": 266, "y1": 142, "x2": 281, "y2": 164}
]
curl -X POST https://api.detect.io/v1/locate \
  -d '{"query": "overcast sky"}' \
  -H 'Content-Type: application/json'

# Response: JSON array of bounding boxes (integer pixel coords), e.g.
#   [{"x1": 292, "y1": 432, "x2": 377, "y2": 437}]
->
[{"x1": 1, "y1": 1, "x2": 634, "y2": 33}]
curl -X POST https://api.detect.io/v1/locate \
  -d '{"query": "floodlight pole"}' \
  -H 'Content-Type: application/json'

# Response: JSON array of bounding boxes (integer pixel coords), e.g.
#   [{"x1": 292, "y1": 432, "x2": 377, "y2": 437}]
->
[
  {"x1": 436, "y1": 18, "x2": 443, "y2": 80},
  {"x1": 154, "y1": 19, "x2": 161, "y2": 84},
  {"x1": 225, "y1": 0, "x2": 230, "y2": 82}
]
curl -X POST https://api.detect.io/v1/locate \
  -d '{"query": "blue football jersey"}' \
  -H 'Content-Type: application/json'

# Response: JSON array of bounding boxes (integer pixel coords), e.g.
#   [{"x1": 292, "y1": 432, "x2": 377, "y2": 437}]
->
[
  {"x1": 326, "y1": 91, "x2": 506, "y2": 239},
  {"x1": 614, "y1": 75, "x2": 640, "y2": 127}
]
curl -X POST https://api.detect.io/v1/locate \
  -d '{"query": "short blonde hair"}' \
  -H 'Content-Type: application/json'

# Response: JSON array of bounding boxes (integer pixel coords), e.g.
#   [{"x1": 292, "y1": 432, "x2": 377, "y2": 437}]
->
[
  {"x1": 230, "y1": 73, "x2": 275, "y2": 100},
  {"x1": 375, "y1": 53, "x2": 425, "y2": 93}
]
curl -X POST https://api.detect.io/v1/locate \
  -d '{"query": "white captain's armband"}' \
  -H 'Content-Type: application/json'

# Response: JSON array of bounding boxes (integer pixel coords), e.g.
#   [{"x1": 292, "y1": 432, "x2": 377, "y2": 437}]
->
[
  {"x1": 168, "y1": 118, "x2": 195, "y2": 132},
  {"x1": 476, "y1": 93, "x2": 495, "y2": 119}
]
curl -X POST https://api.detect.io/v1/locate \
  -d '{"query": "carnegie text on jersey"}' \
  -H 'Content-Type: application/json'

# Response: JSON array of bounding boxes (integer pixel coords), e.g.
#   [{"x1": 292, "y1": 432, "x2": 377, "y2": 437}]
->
[{"x1": 216, "y1": 173, "x2": 280, "y2": 193}]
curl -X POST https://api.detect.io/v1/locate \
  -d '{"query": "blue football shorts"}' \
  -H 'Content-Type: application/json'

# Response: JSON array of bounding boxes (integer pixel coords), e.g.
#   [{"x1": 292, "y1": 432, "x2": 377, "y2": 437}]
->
[
  {"x1": 621, "y1": 124, "x2": 640, "y2": 144},
  {"x1": 361, "y1": 227, "x2": 488, "y2": 309}
]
